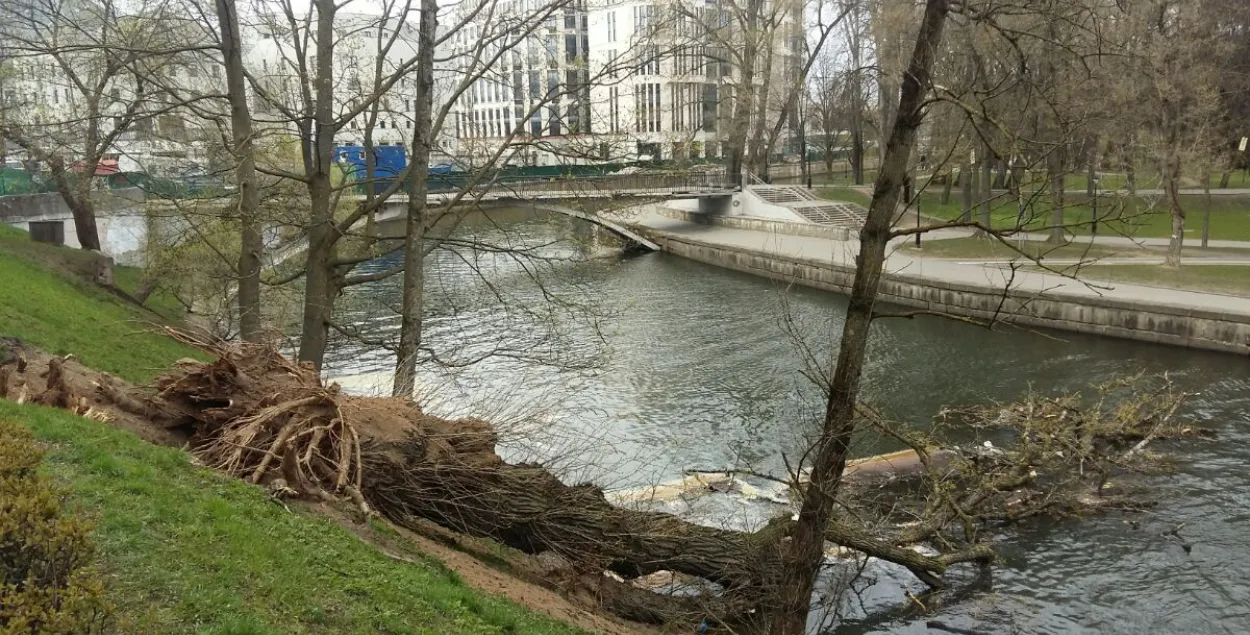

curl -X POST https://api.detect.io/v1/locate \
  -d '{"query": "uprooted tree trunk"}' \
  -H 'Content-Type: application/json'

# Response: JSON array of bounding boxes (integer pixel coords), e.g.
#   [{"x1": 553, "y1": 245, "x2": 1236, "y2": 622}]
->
[
  {"x1": 0, "y1": 327, "x2": 1192, "y2": 631},
  {"x1": 64, "y1": 334, "x2": 1010, "y2": 628}
]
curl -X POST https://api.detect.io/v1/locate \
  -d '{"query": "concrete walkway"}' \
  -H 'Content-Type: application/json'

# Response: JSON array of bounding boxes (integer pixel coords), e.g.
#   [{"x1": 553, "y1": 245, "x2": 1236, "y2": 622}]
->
[{"x1": 627, "y1": 206, "x2": 1250, "y2": 318}]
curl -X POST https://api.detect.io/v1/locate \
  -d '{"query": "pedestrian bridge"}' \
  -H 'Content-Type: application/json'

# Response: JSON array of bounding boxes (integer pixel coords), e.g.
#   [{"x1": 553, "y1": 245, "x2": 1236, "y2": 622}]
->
[{"x1": 360, "y1": 172, "x2": 736, "y2": 251}]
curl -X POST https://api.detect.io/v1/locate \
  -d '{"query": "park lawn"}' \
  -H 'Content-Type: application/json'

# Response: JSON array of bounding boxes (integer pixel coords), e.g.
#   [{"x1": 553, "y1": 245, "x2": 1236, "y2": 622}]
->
[
  {"x1": 5, "y1": 401, "x2": 588, "y2": 635},
  {"x1": 1075, "y1": 264, "x2": 1250, "y2": 297},
  {"x1": 910, "y1": 191, "x2": 1250, "y2": 241},
  {"x1": 0, "y1": 224, "x2": 201, "y2": 382},
  {"x1": 901, "y1": 236, "x2": 1138, "y2": 261},
  {"x1": 815, "y1": 186, "x2": 872, "y2": 207}
]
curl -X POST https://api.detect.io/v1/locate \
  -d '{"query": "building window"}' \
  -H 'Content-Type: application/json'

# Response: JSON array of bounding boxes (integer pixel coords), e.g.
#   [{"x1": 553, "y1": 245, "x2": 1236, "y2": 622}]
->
[
  {"x1": 632, "y1": 5, "x2": 655, "y2": 32},
  {"x1": 634, "y1": 83, "x2": 661, "y2": 133},
  {"x1": 607, "y1": 11, "x2": 616, "y2": 42},
  {"x1": 548, "y1": 106, "x2": 561, "y2": 136},
  {"x1": 702, "y1": 84, "x2": 718, "y2": 133},
  {"x1": 637, "y1": 46, "x2": 659, "y2": 76},
  {"x1": 608, "y1": 86, "x2": 620, "y2": 133}
]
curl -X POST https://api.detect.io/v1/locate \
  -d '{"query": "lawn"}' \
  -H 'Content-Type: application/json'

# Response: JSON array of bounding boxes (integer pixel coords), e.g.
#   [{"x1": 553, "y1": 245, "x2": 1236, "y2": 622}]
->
[
  {"x1": 900, "y1": 236, "x2": 1139, "y2": 261},
  {"x1": 1074, "y1": 264, "x2": 1250, "y2": 297},
  {"x1": 0, "y1": 224, "x2": 201, "y2": 382},
  {"x1": 905, "y1": 189, "x2": 1250, "y2": 242},
  {"x1": 815, "y1": 186, "x2": 872, "y2": 207},
  {"x1": 6, "y1": 401, "x2": 588, "y2": 635}
]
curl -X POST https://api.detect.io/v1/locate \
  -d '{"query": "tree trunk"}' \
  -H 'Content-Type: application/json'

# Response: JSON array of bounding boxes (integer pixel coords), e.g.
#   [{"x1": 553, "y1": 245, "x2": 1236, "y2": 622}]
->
[
  {"x1": 1048, "y1": 146, "x2": 1065, "y2": 244},
  {"x1": 1219, "y1": 170, "x2": 1231, "y2": 189},
  {"x1": 980, "y1": 142, "x2": 992, "y2": 229},
  {"x1": 1201, "y1": 172, "x2": 1211, "y2": 249},
  {"x1": 725, "y1": 0, "x2": 763, "y2": 187},
  {"x1": 296, "y1": 0, "x2": 340, "y2": 369},
  {"x1": 1163, "y1": 142, "x2": 1184, "y2": 267},
  {"x1": 940, "y1": 170, "x2": 953, "y2": 204},
  {"x1": 393, "y1": 0, "x2": 438, "y2": 398},
  {"x1": 748, "y1": 45, "x2": 775, "y2": 178},
  {"x1": 48, "y1": 159, "x2": 102, "y2": 252},
  {"x1": 960, "y1": 161, "x2": 972, "y2": 221},
  {"x1": 216, "y1": 0, "x2": 263, "y2": 342},
  {"x1": 133, "y1": 275, "x2": 160, "y2": 304},
  {"x1": 1124, "y1": 141, "x2": 1137, "y2": 197},
  {"x1": 770, "y1": 0, "x2": 951, "y2": 632}
]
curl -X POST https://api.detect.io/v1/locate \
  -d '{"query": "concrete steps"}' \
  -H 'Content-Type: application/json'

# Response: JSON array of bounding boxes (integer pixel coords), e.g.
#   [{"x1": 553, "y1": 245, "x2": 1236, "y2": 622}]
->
[{"x1": 746, "y1": 185, "x2": 866, "y2": 229}]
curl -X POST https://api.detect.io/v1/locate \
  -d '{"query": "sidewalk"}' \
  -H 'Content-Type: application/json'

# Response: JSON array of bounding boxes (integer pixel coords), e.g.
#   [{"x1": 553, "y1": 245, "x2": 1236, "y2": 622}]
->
[{"x1": 628, "y1": 206, "x2": 1250, "y2": 319}]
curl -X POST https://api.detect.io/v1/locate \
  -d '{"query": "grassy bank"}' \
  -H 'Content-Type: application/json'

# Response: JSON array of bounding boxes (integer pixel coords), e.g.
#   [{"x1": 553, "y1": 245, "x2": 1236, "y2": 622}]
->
[
  {"x1": 900, "y1": 237, "x2": 1134, "y2": 261},
  {"x1": 0, "y1": 224, "x2": 197, "y2": 382},
  {"x1": 1077, "y1": 264, "x2": 1250, "y2": 296},
  {"x1": 5, "y1": 401, "x2": 585, "y2": 634},
  {"x1": 813, "y1": 188, "x2": 1250, "y2": 242},
  {"x1": 0, "y1": 224, "x2": 590, "y2": 634}
]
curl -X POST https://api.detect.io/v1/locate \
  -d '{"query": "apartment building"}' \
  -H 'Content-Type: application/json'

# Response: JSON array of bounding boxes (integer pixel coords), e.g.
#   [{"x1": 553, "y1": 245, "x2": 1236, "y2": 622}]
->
[
  {"x1": 445, "y1": 0, "x2": 596, "y2": 167},
  {"x1": 446, "y1": 0, "x2": 802, "y2": 166},
  {"x1": 585, "y1": 0, "x2": 804, "y2": 163},
  {"x1": 0, "y1": 0, "x2": 223, "y2": 174}
]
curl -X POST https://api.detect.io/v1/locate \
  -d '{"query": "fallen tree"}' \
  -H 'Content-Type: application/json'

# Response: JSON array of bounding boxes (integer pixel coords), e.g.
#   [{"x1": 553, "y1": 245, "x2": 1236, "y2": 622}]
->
[{"x1": 0, "y1": 335, "x2": 1205, "y2": 630}]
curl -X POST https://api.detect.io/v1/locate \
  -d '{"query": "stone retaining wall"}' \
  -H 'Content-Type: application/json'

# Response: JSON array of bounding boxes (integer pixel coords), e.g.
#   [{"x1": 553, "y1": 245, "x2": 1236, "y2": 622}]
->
[{"x1": 647, "y1": 232, "x2": 1250, "y2": 355}]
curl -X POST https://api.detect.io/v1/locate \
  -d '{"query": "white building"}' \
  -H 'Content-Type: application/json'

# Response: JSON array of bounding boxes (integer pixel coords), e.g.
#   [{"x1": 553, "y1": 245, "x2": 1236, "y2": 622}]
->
[
  {"x1": 585, "y1": 0, "x2": 804, "y2": 163},
  {"x1": 445, "y1": 0, "x2": 596, "y2": 167},
  {"x1": 445, "y1": 0, "x2": 802, "y2": 166},
  {"x1": 0, "y1": 0, "x2": 222, "y2": 175}
]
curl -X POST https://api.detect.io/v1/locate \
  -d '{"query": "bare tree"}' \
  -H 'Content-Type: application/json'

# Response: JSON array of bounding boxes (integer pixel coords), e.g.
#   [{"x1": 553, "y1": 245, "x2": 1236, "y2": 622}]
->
[
  {"x1": 0, "y1": 0, "x2": 207, "y2": 252},
  {"x1": 213, "y1": 0, "x2": 263, "y2": 340},
  {"x1": 772, "y1": 0, "x2": 950, "y2": 631}
]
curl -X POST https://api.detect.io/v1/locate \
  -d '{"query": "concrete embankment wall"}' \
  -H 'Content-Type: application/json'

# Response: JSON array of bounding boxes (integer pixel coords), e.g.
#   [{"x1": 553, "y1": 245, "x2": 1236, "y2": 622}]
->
[
  {"x1": 645, "y1": 231, "x2": 1250, "y2": 355},
  {"x1": 0, "y1": 188, "x2": 149, "y2": 262}
]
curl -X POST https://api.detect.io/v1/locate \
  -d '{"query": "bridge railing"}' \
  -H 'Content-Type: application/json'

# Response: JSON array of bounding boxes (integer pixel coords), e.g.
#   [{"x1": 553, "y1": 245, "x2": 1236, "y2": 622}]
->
[{"x1": 429, "y1": 171, "x2": 736, "y2": 197}]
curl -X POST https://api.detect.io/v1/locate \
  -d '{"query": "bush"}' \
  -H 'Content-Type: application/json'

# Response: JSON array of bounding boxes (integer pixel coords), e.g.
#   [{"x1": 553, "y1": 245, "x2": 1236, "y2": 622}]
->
[{"x1": 0, "y1": 421, "x2": 112, "y2": 634}]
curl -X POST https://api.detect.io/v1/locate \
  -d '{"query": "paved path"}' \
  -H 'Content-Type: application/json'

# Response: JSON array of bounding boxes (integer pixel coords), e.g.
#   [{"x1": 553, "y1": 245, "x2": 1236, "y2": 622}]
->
[{"x1": 626, "y1": 206, "x2": 1250, "y2": 316}]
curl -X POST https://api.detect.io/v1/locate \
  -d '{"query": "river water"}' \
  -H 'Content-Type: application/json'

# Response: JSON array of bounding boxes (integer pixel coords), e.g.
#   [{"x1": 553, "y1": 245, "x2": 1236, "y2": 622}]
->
[{"x1": 324, "y1": 208, "x2": 1250, "y2": 634}]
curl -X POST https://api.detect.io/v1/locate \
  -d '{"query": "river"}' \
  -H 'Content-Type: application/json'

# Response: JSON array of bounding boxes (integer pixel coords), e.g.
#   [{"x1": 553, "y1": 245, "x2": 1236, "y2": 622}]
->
[{"x1": 323, "y1": 207, "x2": 1250, "y2": 634}]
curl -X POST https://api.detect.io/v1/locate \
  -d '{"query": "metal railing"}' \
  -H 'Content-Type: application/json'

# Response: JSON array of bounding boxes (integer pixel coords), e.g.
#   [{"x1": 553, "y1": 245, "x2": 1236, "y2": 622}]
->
[{"x1": 428, "y1": 171, "x2": 736, "y2": 196}]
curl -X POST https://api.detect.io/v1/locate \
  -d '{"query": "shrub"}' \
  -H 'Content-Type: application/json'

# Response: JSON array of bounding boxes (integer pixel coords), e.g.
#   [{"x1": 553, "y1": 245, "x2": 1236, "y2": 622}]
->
[{"x1": 0, "y1": 421, "x2": 112, "y2": 634}]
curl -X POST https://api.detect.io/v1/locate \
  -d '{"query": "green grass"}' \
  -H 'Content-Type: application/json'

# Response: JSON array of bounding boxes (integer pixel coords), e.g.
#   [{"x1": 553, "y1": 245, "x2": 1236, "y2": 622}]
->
[
  {"x1": 910, "y1": 190, "x2": 1250, "y2": 242},
  {"x1": 1075, "y1": 264, "x2": 1250, "y2": 296},
  {"x1": 5, "y1": 401, "x2": 587, "y2": 635},
  {"x1": 815, "y1": 186, "x2": 872, "y2": 207},
  {"x1": 902, "y1": 237, "x2": 1137, "y2": 261},
  {"x1": 0, "y1": 224, "x2": 200, "y2": 382}
]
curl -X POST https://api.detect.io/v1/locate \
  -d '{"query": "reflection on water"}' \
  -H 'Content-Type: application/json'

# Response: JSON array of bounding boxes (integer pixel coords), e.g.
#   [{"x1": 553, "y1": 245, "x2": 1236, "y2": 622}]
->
[{"x1": 325, "y1": 207, "x2": 1250, "y2": 634}]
